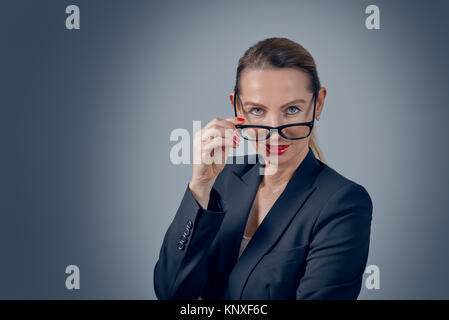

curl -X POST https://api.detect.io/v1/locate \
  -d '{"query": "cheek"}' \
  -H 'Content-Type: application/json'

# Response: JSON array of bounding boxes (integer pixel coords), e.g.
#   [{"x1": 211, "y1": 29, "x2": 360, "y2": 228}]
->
[
  {"x1": 291, "y1": 139, "x2": 309, "y2": 151},
  {"x1": 284, "y1": 139, "x2": 309, "y2": 156}
]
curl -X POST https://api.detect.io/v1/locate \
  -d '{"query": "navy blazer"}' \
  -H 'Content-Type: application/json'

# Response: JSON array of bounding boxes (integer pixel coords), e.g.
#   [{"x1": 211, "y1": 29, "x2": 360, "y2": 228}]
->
[{"x1": 154, "y1": 146, "x2": 373, "y2": 300}]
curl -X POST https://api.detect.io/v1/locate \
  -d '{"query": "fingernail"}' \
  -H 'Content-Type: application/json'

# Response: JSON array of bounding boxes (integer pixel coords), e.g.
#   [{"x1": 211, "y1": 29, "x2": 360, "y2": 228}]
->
[
  {"x1": 235, "y1": 130, "x2": 241, "y2": 137},
  {"x1": 237, "y1": 117, "x2": 245, "y2": 122}
]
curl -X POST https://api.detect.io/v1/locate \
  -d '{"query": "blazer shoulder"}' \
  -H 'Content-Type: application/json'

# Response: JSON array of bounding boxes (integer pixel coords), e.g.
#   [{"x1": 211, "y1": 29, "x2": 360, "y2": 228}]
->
[{"x1": 315, "y1": 159, "x2": 373, "y2": 208}]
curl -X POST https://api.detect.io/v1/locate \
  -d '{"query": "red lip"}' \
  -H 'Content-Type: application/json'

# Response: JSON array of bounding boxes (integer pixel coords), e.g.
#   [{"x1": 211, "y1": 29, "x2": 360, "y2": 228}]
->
[{"x1": 266, "y1": 144, "x2": 290, "y2": 155}]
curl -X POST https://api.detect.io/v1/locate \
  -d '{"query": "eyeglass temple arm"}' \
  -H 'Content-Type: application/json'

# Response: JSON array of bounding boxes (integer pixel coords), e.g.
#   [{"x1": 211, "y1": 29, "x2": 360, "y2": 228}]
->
[
  {"x1": 309, "y1": 91, "x2": 317, "y2": 124},
  {"x1": 233, "y1": 91, "x2": 239, "y2": 117}
]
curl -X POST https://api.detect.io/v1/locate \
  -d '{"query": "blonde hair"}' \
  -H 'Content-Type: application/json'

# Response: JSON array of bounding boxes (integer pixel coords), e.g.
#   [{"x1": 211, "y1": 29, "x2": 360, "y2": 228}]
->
[{"x1": 309, "y1": 128, "x2": 326, "y2": 164}]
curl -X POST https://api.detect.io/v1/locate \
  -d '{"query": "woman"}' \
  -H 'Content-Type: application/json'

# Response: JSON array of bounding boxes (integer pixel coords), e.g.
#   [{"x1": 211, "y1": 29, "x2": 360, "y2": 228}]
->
[{"x1": 154, "y1": 37, "x2": 373, "y2": 300}]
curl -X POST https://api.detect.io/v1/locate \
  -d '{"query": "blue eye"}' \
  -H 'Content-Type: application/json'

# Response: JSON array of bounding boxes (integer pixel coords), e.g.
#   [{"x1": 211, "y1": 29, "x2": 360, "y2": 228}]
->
[
  {"x1": 250, "y1": 108, "x2": 263, "y2": 115},
  {"x1": 287, "y1": 106, "x2": 300, "y2": 115}
]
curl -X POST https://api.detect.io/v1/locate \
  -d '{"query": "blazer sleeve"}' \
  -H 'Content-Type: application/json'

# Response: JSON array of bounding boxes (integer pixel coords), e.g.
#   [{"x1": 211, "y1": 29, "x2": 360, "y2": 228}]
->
[
  {"x1": 153, "y1": 183, "x2": 226, "y2": 300},
  {"x1": 296, "y1": 182, "x2": 373, "y2": 300}
]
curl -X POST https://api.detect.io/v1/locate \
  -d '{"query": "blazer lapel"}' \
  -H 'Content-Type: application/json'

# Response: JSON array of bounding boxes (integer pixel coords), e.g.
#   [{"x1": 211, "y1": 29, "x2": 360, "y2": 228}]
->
[
  {"x1": 211, "y1": 154, "x2": 263, "y2": 296},
  {"x1": 224, "y1": 146, "x2": 322, "y2": 299}
]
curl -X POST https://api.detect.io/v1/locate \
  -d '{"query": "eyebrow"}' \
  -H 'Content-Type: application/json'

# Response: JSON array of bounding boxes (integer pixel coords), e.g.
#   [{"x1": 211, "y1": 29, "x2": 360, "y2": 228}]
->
[{"x1": 243, "y1": 98, "x2": 307, "y2": 109}]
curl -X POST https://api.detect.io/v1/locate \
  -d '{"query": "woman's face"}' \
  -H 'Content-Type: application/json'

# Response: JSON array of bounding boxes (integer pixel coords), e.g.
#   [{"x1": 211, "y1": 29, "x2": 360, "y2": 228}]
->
[{"x1": 230, "y1": 68, "x2": 322, "y2": 167}]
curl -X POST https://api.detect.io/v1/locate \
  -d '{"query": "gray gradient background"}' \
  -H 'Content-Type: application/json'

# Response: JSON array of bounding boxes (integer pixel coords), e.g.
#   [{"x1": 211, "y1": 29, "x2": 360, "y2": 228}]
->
[{"x1": 1, "y1": 0, "x2": 448, "y2": 299}]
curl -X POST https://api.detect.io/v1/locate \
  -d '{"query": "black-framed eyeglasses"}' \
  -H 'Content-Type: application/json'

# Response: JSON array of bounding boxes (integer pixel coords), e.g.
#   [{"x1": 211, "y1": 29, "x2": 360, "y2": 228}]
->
[{"x1": 233, "y1": 90, "x2": 318, "y2": 141}]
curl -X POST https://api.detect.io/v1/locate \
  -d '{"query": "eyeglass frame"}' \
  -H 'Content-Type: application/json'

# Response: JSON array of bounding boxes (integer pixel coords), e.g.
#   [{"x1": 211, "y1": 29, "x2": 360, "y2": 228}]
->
[{"x1": 233, "y1": 90, "x2": 318, "y2": 141}]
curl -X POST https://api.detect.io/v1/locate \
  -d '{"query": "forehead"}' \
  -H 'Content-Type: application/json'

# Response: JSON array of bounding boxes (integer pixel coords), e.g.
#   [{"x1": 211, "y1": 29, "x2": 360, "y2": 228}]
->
[{"x1": 239, "y1": 68, "x2": 310, "y2": 103}]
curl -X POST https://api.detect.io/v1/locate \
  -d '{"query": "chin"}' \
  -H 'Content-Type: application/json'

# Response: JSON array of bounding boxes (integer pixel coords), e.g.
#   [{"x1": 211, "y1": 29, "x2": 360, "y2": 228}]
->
[
  {"x1": 263, "y1": 153, "x2": 292, "y2": 165},
  {"x1": 254, "y1": 141, "x2": 307, "y2": 167}
]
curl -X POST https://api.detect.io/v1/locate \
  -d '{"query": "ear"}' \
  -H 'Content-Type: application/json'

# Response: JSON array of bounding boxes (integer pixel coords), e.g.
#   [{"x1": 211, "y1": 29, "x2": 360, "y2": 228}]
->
[
  {"x1": 230, "y1": 92, "x2": 243, "y2": 116},
  {"x1": 315, "y1": 87, "x2": 327, "y2": 120},
  {"x1": 229, "y1": 92, "x2": 235, "y2": 108}
]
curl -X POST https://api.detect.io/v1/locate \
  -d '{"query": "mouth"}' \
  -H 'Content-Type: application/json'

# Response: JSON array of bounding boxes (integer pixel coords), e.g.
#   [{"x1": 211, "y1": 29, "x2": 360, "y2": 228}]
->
[{"x1": 265, "y1": 143, "x2": 290, "y2": 155}]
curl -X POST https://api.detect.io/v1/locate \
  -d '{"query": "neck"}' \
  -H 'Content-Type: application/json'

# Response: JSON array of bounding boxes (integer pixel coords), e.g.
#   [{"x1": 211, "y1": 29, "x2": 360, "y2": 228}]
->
[{"x1": 261, "y1": 147, "x2": 309, "y2": 190}]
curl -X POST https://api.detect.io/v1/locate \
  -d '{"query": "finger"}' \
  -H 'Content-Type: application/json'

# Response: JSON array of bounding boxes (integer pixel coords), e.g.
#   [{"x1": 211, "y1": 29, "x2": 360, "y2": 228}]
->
[
  {"x1": 223, "y1": 137, "x2": 237, "y2": 158},
  {"x1": 216, "y1": 133, "x2": 241, "y2": 164},
  {"x1": 204, "y1": 116, "x2": 245, "y2": 131},
  {"x1": 224, "y1": 116, "x2": 246, "y2": 126},
  {"x1": 200, "y1": 127, "x2": 240, "y2": 143},
  {"x1": 202, "y1": 137, "x2": 235, "y2": 165},
  {"x1": 193, "y1": 133, "x2": 239, "y2": 164},
  {"x1": 202, "y1": 136, "x2": 236, "y2": 154},
  {"x1": 200, "y1": 127, "x2": 225, "y2": 142},
  {"x1": 218, "y1": 116, "x2": 246, "y2": 130}
]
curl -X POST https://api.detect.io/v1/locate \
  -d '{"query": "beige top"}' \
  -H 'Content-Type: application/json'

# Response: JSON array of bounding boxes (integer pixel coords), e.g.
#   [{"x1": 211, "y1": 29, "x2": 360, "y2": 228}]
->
[{"x1": 238, "y1": 235, "x2": 252, "y2": 258}]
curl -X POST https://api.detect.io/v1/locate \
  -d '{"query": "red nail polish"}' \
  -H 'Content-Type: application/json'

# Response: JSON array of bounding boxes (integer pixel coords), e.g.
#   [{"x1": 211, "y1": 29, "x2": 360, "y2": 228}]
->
[{"x1": 237, "y1": 117, "x2": 245, "y2": 122}]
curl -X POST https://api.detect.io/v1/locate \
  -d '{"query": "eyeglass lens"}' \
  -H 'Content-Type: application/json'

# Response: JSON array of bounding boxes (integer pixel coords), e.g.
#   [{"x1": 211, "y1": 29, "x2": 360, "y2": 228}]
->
[{"x1": 240, "y1": 126, "x2": 311, "y2": 141}]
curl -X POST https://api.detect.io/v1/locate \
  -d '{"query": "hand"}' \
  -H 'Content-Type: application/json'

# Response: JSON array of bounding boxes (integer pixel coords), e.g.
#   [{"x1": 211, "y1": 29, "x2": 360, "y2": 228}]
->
[{"x1": 188, "y1": 116, "x2": 244, "y2": 208}]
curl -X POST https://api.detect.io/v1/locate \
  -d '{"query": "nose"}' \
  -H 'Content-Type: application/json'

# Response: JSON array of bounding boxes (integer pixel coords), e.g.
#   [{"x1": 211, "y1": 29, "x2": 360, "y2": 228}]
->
[
  {"x1": 266, "y1": 113, "x2": 283, "y2": 128},
  {"x1": 266, "y1": 116, "x2": 285, "y2": 143}
]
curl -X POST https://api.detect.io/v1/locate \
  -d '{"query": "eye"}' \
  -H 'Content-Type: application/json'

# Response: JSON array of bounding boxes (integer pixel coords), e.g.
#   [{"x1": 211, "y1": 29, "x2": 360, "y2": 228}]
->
[
  {"x1": 286, "y1": 106, "x2": 301, "y2": 115},
  {"x1": 249, "y1": 107, "x2": 263, "y2": 116}
]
